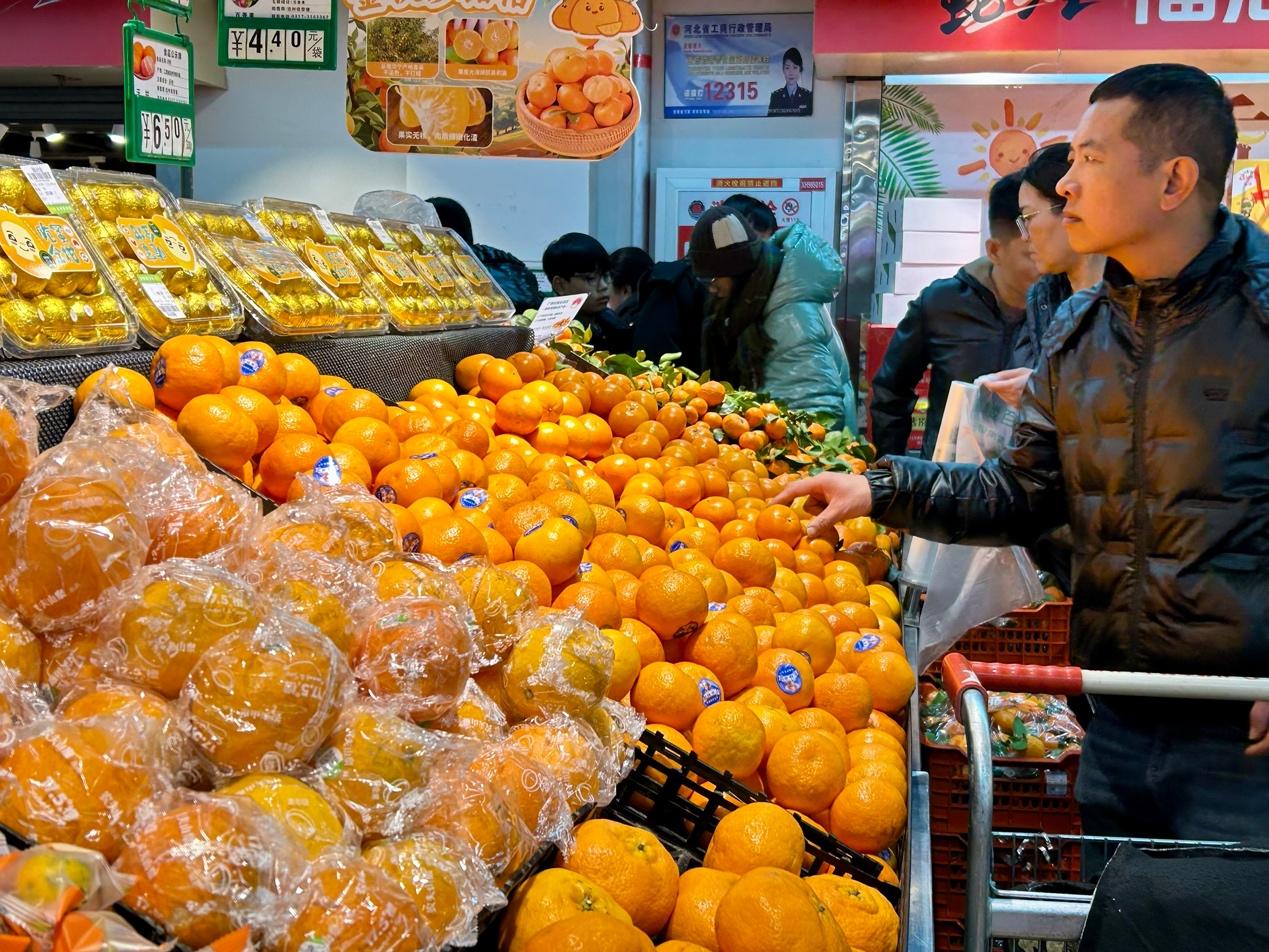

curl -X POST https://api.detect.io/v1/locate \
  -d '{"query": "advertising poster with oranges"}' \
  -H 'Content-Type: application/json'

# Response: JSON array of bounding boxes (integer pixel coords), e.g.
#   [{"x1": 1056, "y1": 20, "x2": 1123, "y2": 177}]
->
[{"x1": 344, "y1": 0, "x2": 644, "y2": 159}]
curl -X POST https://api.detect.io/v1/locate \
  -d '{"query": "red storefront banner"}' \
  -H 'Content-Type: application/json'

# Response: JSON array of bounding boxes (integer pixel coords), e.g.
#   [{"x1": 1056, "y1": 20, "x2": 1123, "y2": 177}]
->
[
  {"x1": 814, "y1": 0, "x2": 1269, "y2": 74},
  {"x1": 0, "y1": 0, "x2": 146, "y2": 70}
]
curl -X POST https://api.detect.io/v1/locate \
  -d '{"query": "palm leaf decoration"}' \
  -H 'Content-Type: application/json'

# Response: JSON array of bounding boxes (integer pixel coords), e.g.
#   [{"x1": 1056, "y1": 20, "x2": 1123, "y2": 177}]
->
[
  {"x1": 878, "y1": 84, "x2": 946, "y2": 232},
  {"x1": 881, "y1": 84, "x2": 945, "y2": 135}
]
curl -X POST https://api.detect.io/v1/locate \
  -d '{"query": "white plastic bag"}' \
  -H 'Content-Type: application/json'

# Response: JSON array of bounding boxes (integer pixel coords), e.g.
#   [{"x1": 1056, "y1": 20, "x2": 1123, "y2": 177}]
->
[{"x1": 915, "y1": 382, "x2": 1044, "y2": 672}]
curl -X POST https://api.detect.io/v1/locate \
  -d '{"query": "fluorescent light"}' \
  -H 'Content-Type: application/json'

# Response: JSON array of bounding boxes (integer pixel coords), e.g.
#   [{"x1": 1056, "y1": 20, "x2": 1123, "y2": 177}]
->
[{"x1": 40, "y1": 123, "x2": 64, "y2": 144}]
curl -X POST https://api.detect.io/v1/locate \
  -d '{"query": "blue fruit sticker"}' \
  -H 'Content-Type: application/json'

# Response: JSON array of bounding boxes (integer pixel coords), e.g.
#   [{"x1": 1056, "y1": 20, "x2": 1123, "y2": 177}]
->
[
  {"x1": 708, "y1": 602, "x2": 726, "y2": 613},
  {"x1": 698, "y1": 679, "x2": 723, "y2": 707},
  {"x1": 402, "y1": 532, "x2": 421, "y2": 553},
  {"x1": 152, "y1": 356, "x2": 166, "y2": 388},
  {"x1": 374, "y1": 485, "x2": 397, "y2": 504},
  {"x1": 458, "y1": 488, "x2": 488, "y2": 509},
  {"x1": 669, "y1": 540, "x2": 687, "y2": 552},
  {"x1": 239, "y1": 348, "x2": 266, "y2": 376},
  {"x1": 578, "y1": 561, "x2": 594, "y2": 575},
  {"x1": 312, "y1": 455, "x2": 342, "y2": 486},
  {"x1": 854, "y1": 634, "x2": 882, "y2": 653},
  {"x1": 774, "y1": 662, "x2": 803, "y2": 696}
]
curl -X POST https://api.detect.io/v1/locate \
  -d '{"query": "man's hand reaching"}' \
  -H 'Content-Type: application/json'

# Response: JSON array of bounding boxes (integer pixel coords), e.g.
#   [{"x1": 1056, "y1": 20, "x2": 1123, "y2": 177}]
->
[
  {"x1": 977, "y1": 367, "x2": 1033, "y2": 408},
  {"x1": 771, "y1": 472, "x2": 874, "y2": 544}
]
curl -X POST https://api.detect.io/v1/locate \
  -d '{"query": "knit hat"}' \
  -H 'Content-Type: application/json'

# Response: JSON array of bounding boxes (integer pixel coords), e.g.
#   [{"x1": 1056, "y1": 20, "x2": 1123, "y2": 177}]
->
[{"x1": 688, "y1": 207, "x2": 762, "y2": 279}]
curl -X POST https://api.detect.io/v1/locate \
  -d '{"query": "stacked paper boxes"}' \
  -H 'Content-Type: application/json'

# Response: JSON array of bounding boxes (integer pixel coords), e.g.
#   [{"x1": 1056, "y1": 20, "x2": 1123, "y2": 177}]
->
[{"x1": 875, "y1": 197, "x2": 983, "y2": 326}]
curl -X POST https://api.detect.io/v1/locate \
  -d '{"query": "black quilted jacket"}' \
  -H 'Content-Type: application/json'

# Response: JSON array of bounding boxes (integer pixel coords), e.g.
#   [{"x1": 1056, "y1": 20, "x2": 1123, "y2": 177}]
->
[{"x1": 867, "y1": 210, "x2": 1269, "y2": 678}]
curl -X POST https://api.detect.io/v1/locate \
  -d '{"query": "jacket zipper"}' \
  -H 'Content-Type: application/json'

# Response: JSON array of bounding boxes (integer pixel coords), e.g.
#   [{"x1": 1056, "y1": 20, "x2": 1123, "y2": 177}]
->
[{"x1": 1129, "y1": 292, "x2": 1154, "y2": 670}]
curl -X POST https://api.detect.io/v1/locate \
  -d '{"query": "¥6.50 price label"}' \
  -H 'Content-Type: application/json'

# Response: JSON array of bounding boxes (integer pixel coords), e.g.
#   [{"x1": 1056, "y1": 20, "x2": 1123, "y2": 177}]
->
[{"x1": 138, "y1": 112, "x2": 194, "y2": 160}]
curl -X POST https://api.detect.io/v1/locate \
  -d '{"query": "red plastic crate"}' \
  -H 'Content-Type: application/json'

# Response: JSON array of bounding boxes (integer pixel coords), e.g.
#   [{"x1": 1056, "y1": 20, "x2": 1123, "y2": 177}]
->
[
  {"x1": 930, "y1": 830, "x2": 1085, "y2": 923},
  {"x1": 949, "y1": 600, "x2": 1072, "y2": 666},
  {"x1": 923, "y1": 744, "x2": 1082, "y2": 836}
]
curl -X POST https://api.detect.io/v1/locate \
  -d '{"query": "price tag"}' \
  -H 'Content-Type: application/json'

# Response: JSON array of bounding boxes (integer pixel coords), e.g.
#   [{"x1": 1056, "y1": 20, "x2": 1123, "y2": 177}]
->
[
  {"x1": 530, "y1": 293, "x2": 589, "y2": 345},
  {"x1": 138, "y1": 0, "x2": 192, "y2": 15},
  {"x1": 123, "y1": 19, "x2": 195, "y2": 167},
  {"x1": 18, "y1": 165, "x2": 71, "y2": 214},
  {"x1": 312, "y1": 207, "x2": 338, "y2": 238},
  {"x1": 218, "y1": 1, "x2": 336, "y2": 71},
  {"x1": 242, "y1": 210, "x2": 275, "y2": 242},
  {"x1": 367, "y1": 219, "x2": 396, "y2": 248},
  {"x1": 138, "y1": 273, "x2": 187, "y2": 320}
]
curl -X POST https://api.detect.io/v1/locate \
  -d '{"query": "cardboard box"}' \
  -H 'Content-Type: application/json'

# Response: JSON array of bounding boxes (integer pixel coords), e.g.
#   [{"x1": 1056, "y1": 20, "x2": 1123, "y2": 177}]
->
[
  {"x1": 894, "y1": 262, "x2": 961, "y2": 294},
  {"x1": 900, "y1": 230, "x2": 982, "y2": 265},
  {"x1": 880, "y1": 292, "x2": 916, "y2": 326},
  {"x1": 897, "y1": 197, "x2": 983, "y2": 233}
]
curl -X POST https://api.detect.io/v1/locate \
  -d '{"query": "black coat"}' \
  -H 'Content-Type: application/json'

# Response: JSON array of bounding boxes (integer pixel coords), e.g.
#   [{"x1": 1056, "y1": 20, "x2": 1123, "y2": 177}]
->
[
  {"x1": 867, "y1": 211, "x2": 1269, "y2": 681},
  {"x1": 870, "y1": 259, "x2": 1025, "y2": 458},
  {"x1": 473, "y1": 244, "x2": 543, "y2": 314},
  {"x1": 1013, "y1": 272, "x2": 1072, "y2": 370},
  {"x1": 626, "y1": 260, "x2": 707, "y2": 370}
]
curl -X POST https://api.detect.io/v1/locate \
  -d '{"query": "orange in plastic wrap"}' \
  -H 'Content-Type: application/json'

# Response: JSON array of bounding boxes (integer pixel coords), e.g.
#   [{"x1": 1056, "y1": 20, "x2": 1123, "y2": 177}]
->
[
  {"x1": 258, "y1": 551, "x2": 371, "y2": 658},
  {"x1": 501, "y1": 610, "x2": 614, "y2": 721},
  {"x1": 60, "y1": 681, "x2": 193, "y2": 781},
  {"x1": 274, "y1": 855, "x2": 430, "y2": 952},
  {"x1": 114, "y1": 793, "x2": 303, "y2": 949},
  {"x1": 352, "y1": 598, "x2": 472, "y2": 722},
  {"x1": 96, "y1": 559, "x2": 264, "y2": 699},
  {"x1": 0, "y1": 718, "x2": 164, "y2": 861},
  {"x1": 259, "y1": 482, "x2": 401, "y2": 563},
  {"x1": 39, "y1": 631, "x2": 102, "y2": 695},
  {"x1": 0, "y1": 445, "x2": 148, "y2": 636},
  {"x1": 454, "y1": 559, "x2": 536, "y2": 666},
  {"x1": 0, "y1": 377, "x2": 68, "y2": 507},
  {"x1": 0, "y1": 603, "x2": 40, "y2": 682},
  {"x1": 363, "y1": 833, "x2": 505, "y2": 950},
  {"x1": 145, "y1": 469, "x2": 261, "y2": 564},
  {"x1": 505, "y1": 716, "x2": 618, "y2": 811},
  {"x1": 372, "y1": 554, "x2": 463, "y2": 603},
  {"x1": 105, "y1": 414, "x2": 201, "y2": 470},
  {"x1": 184, "y1": 615, "x2": 352, "y2": 776},
  {"x1": 471, "y1": 743, "x2": 571, "y2": 848},
  {"x1": 220, "y1": 773, "x2": 347, "y2": 860}
]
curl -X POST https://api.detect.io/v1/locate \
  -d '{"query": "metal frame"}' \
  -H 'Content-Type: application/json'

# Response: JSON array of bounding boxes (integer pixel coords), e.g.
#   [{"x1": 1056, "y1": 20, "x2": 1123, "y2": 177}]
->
[{"x1": 901, "y1": 580, "x2": 934, "y2": 951}]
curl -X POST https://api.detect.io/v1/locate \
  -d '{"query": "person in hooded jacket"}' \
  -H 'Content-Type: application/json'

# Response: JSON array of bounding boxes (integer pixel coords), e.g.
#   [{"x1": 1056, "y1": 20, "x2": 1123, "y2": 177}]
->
[
  {"x1": 687, "y1": 206, "x2": 854, "y2": 431},
  {"x1": 869, "y1": 172, "x2": 1039, "y2": 458},
  {"x1": 427, "y1": 196, "x2": 544, "y2": 314}
]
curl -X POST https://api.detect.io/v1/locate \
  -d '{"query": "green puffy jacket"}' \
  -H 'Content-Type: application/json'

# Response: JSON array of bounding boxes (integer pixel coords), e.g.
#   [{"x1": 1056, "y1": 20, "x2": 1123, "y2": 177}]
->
[{"x1": 762, "y1": 222, "x2": 855, "y2": 432}]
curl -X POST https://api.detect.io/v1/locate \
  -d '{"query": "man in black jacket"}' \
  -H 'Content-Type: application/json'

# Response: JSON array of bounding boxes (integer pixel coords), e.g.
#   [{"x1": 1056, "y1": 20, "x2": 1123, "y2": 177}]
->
[
  {"x1": 870, "y1": 172, "x2": 1039, "y2": 457},
  {"x1": 777, "y1": 65, "x2": 1269, "y2": 842}
]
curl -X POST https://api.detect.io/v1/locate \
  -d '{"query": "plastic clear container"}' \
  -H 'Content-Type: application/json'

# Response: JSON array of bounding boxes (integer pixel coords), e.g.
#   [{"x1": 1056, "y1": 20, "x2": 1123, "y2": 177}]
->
[
  {"x1": 330, "y1": 213, "x2": 458, "y2": 333},
  {"x1": 0, "y1": 157, "x2": 136, "y2": 358},
  {"x1": 253, "y1": 198, "x2": 388, "y2": 336},
  {"x1": 59, "y1": 168, "x2": 243, "y2": 345},
  {"x1": 387, "y1": 222, "x2": 514, "y2": 326},
  {"x1": 177, "y1": 198, "x2": 346, "y2": 338}
]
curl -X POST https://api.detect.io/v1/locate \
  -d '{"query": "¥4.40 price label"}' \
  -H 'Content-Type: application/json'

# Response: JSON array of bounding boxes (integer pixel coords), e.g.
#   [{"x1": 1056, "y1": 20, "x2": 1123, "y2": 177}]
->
[
  {"x1": 225, "y1": 27, "x2": 327, "y2": 65},
  {"x1": 217, "y1": 1, "x2": 337, "y2": 71},
  {"x1": 138, "y1": 112, "x2": 194, "y2": 160},
  {"x1": 122, "y1": 19, "x2": 195, "y2": 167}
]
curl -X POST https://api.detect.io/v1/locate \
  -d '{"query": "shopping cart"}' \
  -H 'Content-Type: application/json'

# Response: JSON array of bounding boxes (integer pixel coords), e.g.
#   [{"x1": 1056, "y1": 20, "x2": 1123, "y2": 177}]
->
[{"x1": 940, "y1": 653, "x2": 1269, "y2": 951}]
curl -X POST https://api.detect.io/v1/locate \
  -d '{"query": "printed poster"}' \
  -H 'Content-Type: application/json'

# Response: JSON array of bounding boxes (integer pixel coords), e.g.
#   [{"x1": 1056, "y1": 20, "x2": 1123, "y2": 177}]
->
[
  {"x1": 344, "y1": 0, "x2": 644, "y2": 159},
  {"x1": 664, "y1": 13, "x2": 814, "y2": 119}
]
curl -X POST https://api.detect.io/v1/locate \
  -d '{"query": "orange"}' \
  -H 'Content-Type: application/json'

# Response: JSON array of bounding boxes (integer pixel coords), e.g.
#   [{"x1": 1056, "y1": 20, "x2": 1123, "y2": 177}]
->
[
  {"x1": 519, "y1": 914, "x2": 654, "y2": 952},
  {"x1": 838, "y1": 601, "x2": 880, "y2": 632},
  {"x1": 734, "y1": 685, "x2": 787, "y2": 712},
  {"x1": 150, "y1": 335, "x2": 227, "y2": 410},
  {"x1": 609, "y1": 400, "x2": 650, "y2": 437},
  {"x1": 391, "y1": 409, "x2": 440, "y2": 442},
  {"x1": 203, "y1": 336, "x2": 242, "y2": 388},
  {"x1": 691, "y1": 701, "x2": 765, "y2": 777},
  {"x1": 353, "y1": 600, "x2": 471, "y2": 722},
  {"x1": 765, "y1": 539, "x2": 798, "y2": 571},
  {"x1": 513, "y1": 515, "x2": 585, "y2": 585},
  {"x1": 233, "y1": 342, "x2": 287, "y2": 402},
  {"x1": 523, "y1": 381, "x2": 563, "y2": 423},
  {"x1": 847, "y1": 728, "x2": 906, "y2": 762},
  {"x1": 501, "y1": 612, "x2": 612, "y2": 719},
  {"x1": 539, "y1": 489, "x2": 598, "y2": 546},
  {"x1": 799, "y1": 573, "x2": 830, "y2": 606},
  {"x1": 372, "y1": 458, "x2": 444, "y2": 507},
  {"x1": 279, "y1": 352, "x2": 320, "y2": 405},
  {"x1": 276, "y1": 402, "x2": 318, "y2": 437},
  {"x1": 620, "y1": 493, "x2": 666, "y2": 544},
  {"x1": 507, "y1": 351, "x2": 545, "y2": 383},
  {"x1": 496, "y1": 389, "x2": 544, "y2": 435},
  {"x1": 323, "y1": 388, "x2": 387, "y2": 437},
  {"x1": 755, "y1": 504, "x2": 802, "y2": 547},
  {"x1": 176, "y1": 394, "x2": 258, "y2": 472},
  {"x1": 219, "y1": 385, "x2": 279, "y2": 456},
  {"x1": 332, "y1": 417, "x2": 399, "y2": 475},
  {"x1": 868, "y1": 710, "x2": 907, "y2": 746},
  {"x1": 791, "y1": 706, "x2": 848, "y2": 739},
  {"x1": 502, "y1": 559, "x2": 553, "y2": 607},
  {"x1": 664, "y1": 867, "x2": 738, "y2": 950},
  {"x1": 303, "y1": 442, "x2": 373, "y2": 491},
  {"x1": 602, "y1": 627, "x2": 642, "y2": 700},
  {"x1": 499, "y1": 868, "x2": 632, "y2": 952},
  {"x1": 854, "y1": 652, "x2": 915, "y2": 715},
  {"x1": 765, "y1": 729, "x2": 848, "y2": 814},
  {"x1": 829, "y1": 780, "x2": 907, "y2": 854},
  {"x1": 718, "y1": 518, "x2": 756, "y2": 542},
  {"x1": 478, "y1": 358, "x2": 523, "y2": 401},
  {"x1": 725, "y1": 593, "x2": 775, "y2": 628},
  {"x1": 219, "y1": 773, "x2": 346, "y2": 860},
  {"x1": 752, "y1": 649, "x2": 814, "y2": 711},
  {"x1": 715, "y1": 868, "x2": 849, "y2": 952},
  {"x1": 416, "y1": 514, "x2": 488, "y2": 564},
  {"x1": 703, "y1": 801, "x2": 803, "y2": 876},
  {"x1": 74, "y1": 366, "x2": 155, "y2": 411},
  {"x1": 498, "y1": 501, "x2": 555, "y2": 547},
  {"x1": 0, "y1": 606, "x2": 40, "y2": 681},
  {"x1": 845, "y1": 760, "x2": 908, "y2": 799},
  {"x1": 623, "y1": 430, "x2": 663, "y2": 459},
  {"x1": 415, "y1": 452, "x2": 462, "y2": 501},
  {"x1": 485, "y1": 448, "x2": 531, "y2": 480},
  {"x1": 713, "y1": 537, "x2": 777, "y2": 588},
  {"x1": 454, "y1": 353, "x2": 492, "y2": 392},
  {"x1": 594, "y1": 453, "x2": 638, "y2": 495},
  {"x1": 636, "y1": 569, "x2": 708, "y2": 640},
  {"x1": 630, "y1": 661, "x2": 703, "y2": 730},
  {"x1": 553, "y1": 581, "x2": 622, "y2": 629},
  {"x1": 772, "y1": 610, "x2": 837, "y2": 675},
  {"x1": 560, "y1": 819, "x2": 680, "y2": 935},
  {"x1": 835, "y1": 631, "x2": 904, "y2": 674},
  {"x1": 622, "y1": 471, "x2": 664, "y2": 500},
  {"x1": 812, "y1": 672, "x2": 873, "y2": 731},
  {"x1": 823, "y1": 573, "x2": 868, "y2": 605},
  {"x1": 454, "y1": 561, "x2": 536, "y2": 662},
  {"x1": 747, "y1": 702, "x2": 797, "y2": 767},
  {"x1": 446, "y1": 417, "x2": 491, "y2": 456},
  {"x1": 620, "y1": 617, "x2": 664, "y2": 667},
  {"x1": 274, "y1": 856, "x2": 425, "y2": 952},
  {"x1": 588, "y1": 532, "x2": 643, "y2": 576},
  {"x1": 806, "y1": 875, "x2": 901, "y2": 952},
  {"x1": 307, "y1": 381, "x2": 347, "y2": 429},
  {"x1": 681, "y1": 613, "x2": 758, "y2": 696}
]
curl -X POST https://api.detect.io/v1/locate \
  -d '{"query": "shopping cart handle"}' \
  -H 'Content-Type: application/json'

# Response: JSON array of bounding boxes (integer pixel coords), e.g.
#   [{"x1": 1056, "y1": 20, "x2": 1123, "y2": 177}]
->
[
  {"x1": 969, "y1": 661, "x2": 1084, "y2": 696},
  {"x1": 941, "y1": 652, "x2": 987, "y2": 710}
]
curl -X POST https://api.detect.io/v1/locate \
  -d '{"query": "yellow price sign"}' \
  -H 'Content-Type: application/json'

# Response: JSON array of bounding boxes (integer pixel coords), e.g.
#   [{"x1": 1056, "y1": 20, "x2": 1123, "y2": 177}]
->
[
  {"x1": 0, "y1": 210, "x2": 96, "y2": 279},
  {"x1": 117, "y1": 215, "x2": 196, "y2": 269},
  {"x1": 303, "y1": 240, "x2": 361, "y2": 287}
]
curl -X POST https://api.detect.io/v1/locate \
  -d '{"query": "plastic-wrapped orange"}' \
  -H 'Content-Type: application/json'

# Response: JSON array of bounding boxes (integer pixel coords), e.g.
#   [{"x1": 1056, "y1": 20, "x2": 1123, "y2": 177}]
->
[
  {"x1": 145, "y1": 468, "x2": 261, "y2": 564},
  {"x1": 0, "y1": 603, "x2": 40, "y2": 682},
  {"x1": 60, "y1": 681, "x2": 194, "y2": 782},
  {"x1": 184, "y1": 614, "x2": 352, "y2": 775},
  {"x1": 453, "y1": 559, "x2": 536, "y2": 666},
  {"x1": 501, "y1": 610, "x2": 614, "y2": 720}
]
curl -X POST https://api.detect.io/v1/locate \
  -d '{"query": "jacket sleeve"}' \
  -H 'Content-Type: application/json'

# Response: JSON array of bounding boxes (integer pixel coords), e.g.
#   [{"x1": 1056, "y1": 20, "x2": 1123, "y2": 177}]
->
[
  {"x1": 863, "y1": 355, "x2": 1067, "y2": 545},
  {"x1": 763, "y1": 300, "x2": 852, "y2": 429},
  {"x1": 868, "y1": 296, "x2": 929, "y2": 457}
]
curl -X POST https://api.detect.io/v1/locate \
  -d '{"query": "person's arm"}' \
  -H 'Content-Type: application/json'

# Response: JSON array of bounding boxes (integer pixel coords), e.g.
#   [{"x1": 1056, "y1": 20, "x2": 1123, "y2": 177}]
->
[
  {"x1": 868, "y1": 295, "x2": 930, "y2": 457},
  {"x1": 776, "y1": 356, "x2": 1067, "y2": 546}
]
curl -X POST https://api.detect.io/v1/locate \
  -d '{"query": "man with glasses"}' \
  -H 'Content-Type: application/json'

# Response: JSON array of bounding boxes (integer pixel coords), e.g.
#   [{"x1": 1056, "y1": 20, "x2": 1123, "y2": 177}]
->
[
  {"x1": 870, "y1": 171, "x2": 1040, "y2": 458},
  {"x1": 543, "y1": 232, "x2": 630, "y2": 353}
]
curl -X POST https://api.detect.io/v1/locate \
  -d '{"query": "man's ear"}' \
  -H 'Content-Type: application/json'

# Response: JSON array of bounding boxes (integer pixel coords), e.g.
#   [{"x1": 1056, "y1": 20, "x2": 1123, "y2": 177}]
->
[
  {"x1": 985, "y1": 237, "x2": 1002, "y2": 265},
  {"x1": 550, "y1": 275, "x2": 569, "y2": 295},
  {"x1": 1160, "y1": 156, "x2": 1202, "y2": 212}
]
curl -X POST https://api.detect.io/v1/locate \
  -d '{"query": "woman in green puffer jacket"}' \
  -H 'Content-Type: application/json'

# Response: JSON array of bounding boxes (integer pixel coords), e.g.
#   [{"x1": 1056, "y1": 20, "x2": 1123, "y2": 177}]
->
[{"x1": 688, "y1": 206, "x2": 855, "y2": 432}]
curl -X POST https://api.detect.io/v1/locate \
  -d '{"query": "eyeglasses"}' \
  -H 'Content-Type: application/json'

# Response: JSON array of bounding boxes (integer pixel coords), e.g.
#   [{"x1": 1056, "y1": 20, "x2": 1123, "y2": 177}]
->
[
  {"x1": 1016, "y1": 203, "x2": 1064, "y2": 241},
  {"x1": 574, "y1": 272, "x2": 610, "y2": 288}
]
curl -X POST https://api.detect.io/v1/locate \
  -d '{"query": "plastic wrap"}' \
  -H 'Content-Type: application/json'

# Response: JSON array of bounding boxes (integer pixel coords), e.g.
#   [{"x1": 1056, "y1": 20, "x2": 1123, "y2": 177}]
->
[
  {"x1": 431, "y1": 678, "x2": 508, "y2": 743},
  {"x1": 351, "y1": 191, "x2": 441, "y2": 229},
  {"x1": 470, "y1": 743, "x2": 573, "y2": 851},
  {"x1": 250, "y1": 544, "x2": 376, "y2": 657},
  {"x1": 920, "y1": 684, "x2": 1084, "y2": 760},
  {"x1": 452, "y1": 560, "x2": 537, "y2": 668},
  {"x1": 0, "y1": 376, "x2": 70, "y2": 506},
  {"x1": 0, "y1": 711, "x2": 172, "y2": 861},
  {"x1": 505, "y1": 714, "x2": 622, "y2": 811},
  {"x1": 351, "y1": 597, "x2": 474, "y2": 723},
  {"x1": 253, "y1": 198, "x2": 387, "y2": 335},
  {"x1": 144, "y1": 469, "x2": 262, "y2": 568},
  {"x1": 113, "y1": 791, "x2": 305, "y2": 950},
  {"x1": 0, "y1": 604, "x2": 40, "y2": 684},
  {"x1": 59, "y1": 168, "x2": 241, "y2": 345},
  {"x1": 500, "y1": 610, "x2": 613, "y2": 721},
  {"x1": 269, "y1": 854, "x2": 431, "y2": 952},
  {"x1": 0, "y1": 665, "x2": 51, "y2": 737},
  {"x1": 58, "y1": 681, "x2": 197, "y2": 786},
  {"x1": 255, "y1": 481, "x2": 400, "y2": 563},
  {"x1": 0, "y1": 157, "x2": 135, "y2": 357},
  {"x1": 177, "y1": 198, "x2": 345, "y2": 337},
  {"x1": 362, "y1": 832, "x2": 505, "y2": 949},
  {"x1": 217, "y1": 772, "x2": 353, "y2": 861},
  {"x1": 182, "y1": 612, "x2": 353, "y2": 777},
  {"x1": 585, "y1": 697, "x2": 645, "y2": 779},
  {"x1": 94, "y1": 558, "x2": 265, "y2": 700},
  {"x1": 0, "y1": 442, "x2": 149, "y2": 637},
  {"x1": 386, "y1": 222, "x2": 512, "y2": 325},
  {"x1": 0, "y1": 844, "x2": 130, "y2": 945}
]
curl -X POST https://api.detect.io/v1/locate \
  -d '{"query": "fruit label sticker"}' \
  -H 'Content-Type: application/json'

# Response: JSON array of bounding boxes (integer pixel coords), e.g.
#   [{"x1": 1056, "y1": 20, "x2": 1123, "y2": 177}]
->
[
  {"x1": 117, "y1": 216, "x2": 196, "y2": 270},
  {"x1": 697, "y1": 678, "x2": 723, "y2": 707},
  {"x1": 302, "y1": 240, "x2": 361, "y2": 287},
  {"x1": 853, "y1": 634, "x2": 882, "y2": 654},
  {"x1": 368, "y1": 248, "x2": 420, "y2": 287},
  {"x1": 218, "y1": 0, "x2": 337, "y2": 71},
  {"x1": 367, "y1": 219, "x2": 396, "y2": 247},
  {"x1": 453, "y1": 253, "x2": 490, "y2": 286},
  {"x1": 18, "y1": 165, "x2": 71, "y2": 215},
  {"x1": 774, "y1": 662, "x2": 803, "y2": 696},
  {"x1": 311, "y1": 207, "x2": 339, "y2": 239},
  {"x1": 312, "y1": 455, "x2": 343, "y2": 486},
  {"x1": 239, "y1": 348, "x2": 268, "y2": 376},
  {"x1": 137, "y1": 273, "x2": 187, "y2": 320},
  {"x1": 412, "y1": 254, "x2": 456, "y2": 292},
  {"x1": 123, "y1": 20, "x2": 196, "y2": 167},
  {"x1": 235, "y1": 241, "x2": 303, "y2": 285},
  {"x1": 0, "y1": 212, "x2": 95, "y2": 279}
]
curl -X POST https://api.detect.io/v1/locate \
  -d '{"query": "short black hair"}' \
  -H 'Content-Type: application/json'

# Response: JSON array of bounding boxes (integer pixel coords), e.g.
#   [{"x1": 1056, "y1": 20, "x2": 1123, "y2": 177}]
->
[
  {"x1": 542, "y1": 232, "x2": 610, "y2": 281},
  {"x1": 1090, "y1": 63, "x2": 1236, "y2": 201},
  {"x1": 1021, "y1": 143, "x2": 1073, "y2": 206},
  {"x1": 609, "y1": 246, "x2": 653, "y2": 291},
  {"x1": 782, "y1": 47, "x2": 803, "y2": 70},
  {"x1": 426, "y1": 196, "x2": 474, "y2": 245},
  {"x1": 723, "y1": 194, "x2": 777, "y2": 236},
  {"x1": 987, "y1": 171, "x2": 1026, "y2": 241}
]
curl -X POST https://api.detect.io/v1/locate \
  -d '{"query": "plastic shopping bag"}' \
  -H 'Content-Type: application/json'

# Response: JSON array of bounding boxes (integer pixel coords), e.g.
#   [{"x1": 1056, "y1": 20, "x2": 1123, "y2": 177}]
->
[{"x1": 915, "y1": 382, "x2": 1044, "y2": 672}]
